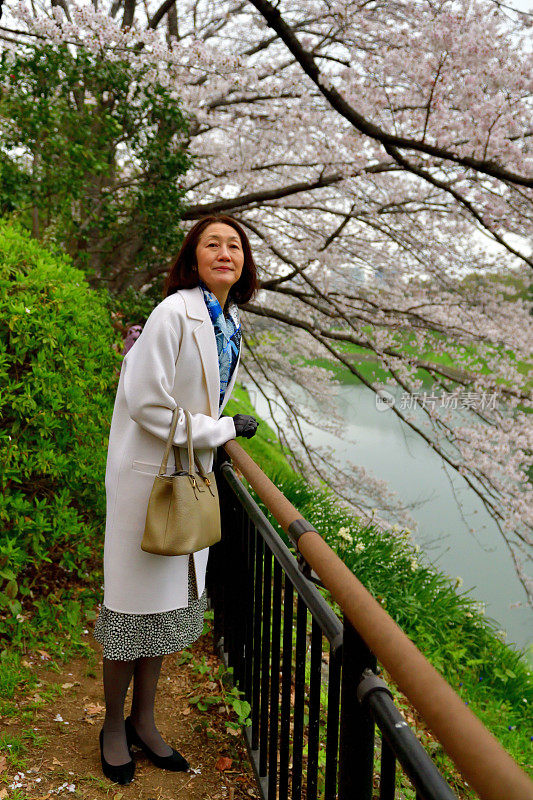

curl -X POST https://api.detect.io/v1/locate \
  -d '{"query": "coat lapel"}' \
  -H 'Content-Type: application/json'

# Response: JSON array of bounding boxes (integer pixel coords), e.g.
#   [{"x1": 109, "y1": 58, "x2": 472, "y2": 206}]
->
[{"x1": 182, "y1": 287, "x2": 219, "y2": 419}]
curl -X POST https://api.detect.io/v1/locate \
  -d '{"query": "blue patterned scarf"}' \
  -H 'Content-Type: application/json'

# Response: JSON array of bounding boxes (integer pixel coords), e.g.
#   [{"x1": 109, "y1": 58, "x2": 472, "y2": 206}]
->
[{"x1": 199, "y1": 282, "x2": 241, "y2": 411}]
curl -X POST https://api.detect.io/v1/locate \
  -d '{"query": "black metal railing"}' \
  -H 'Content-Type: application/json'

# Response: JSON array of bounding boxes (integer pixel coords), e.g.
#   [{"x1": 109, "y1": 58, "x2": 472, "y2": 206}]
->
[{"x1": 206, "y1": 459, "x2": 458, "y2": 800}]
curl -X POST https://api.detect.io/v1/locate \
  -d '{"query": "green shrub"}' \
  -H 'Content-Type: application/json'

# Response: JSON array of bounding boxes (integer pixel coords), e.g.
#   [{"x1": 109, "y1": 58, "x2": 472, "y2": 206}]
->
[{"x1": 0, "y1": 220, "x2": 119, "y2": 645}]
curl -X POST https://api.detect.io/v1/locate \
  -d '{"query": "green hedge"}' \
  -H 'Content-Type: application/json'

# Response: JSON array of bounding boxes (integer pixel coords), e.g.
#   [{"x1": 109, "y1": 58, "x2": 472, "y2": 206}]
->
[{"x1": 0, "y1": 220, "x2": 118, "y2": 644}]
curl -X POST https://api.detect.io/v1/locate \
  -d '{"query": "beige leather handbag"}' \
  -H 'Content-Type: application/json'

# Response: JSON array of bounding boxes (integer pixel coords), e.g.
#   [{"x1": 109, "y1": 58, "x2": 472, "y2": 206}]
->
[{"x1": 141, "y1": 407, "x2": 221, "y2": 556}]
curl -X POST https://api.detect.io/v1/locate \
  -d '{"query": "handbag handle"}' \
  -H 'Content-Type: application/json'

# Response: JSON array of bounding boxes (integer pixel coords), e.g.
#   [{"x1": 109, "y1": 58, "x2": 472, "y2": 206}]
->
[
  {"x1": 159, "y1": 407, "x2": 196, "y2": 478},
  {"x1": 158, "y1": 407, "x2": 212, "y2": 482}
]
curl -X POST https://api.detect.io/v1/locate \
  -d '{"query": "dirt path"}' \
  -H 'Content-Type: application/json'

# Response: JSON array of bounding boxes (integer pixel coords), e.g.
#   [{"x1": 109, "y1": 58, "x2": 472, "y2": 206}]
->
[{"x1": 1, "y1": 624, "x2": 260, "y2": 800}]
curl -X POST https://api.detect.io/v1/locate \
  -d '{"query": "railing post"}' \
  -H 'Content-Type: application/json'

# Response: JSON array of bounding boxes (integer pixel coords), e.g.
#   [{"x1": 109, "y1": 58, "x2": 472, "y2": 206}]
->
[
  {"x1": 358, "y1": 670, "x2": 459, "y2": 800},
  {"x1": 279, "y1": 577, "x2": 293, "y2": 800},
  {"x1": 324, "y1": 641, "x2": 342, "y2": 800},
  {"x1": 208, "y1": 452, "x2": 233, "y2": 651},
  {"x1": 251, "y1": 532, "x2": 264, "y2": 752},
  {"x1": 338, "y1": 616, "x2": 377, "y2": 800},
  {"x1": 268, "y1": 558, "x2": 282, "y2": 800},
  {"x1": 292, "y1": 593, "x2": 308, "y2": 800},
  {"x1": 259, "y1": 545, "x2": 273, "y2": 777},
  {"x1": 243, "y1": 515, "x2": 255, "y2": 702}
]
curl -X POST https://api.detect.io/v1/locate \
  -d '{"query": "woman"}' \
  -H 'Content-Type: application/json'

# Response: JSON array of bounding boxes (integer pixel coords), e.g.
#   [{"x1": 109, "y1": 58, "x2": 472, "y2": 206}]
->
[{"x1": 93, "y1": 214, "x2": 259, "y2": 785}]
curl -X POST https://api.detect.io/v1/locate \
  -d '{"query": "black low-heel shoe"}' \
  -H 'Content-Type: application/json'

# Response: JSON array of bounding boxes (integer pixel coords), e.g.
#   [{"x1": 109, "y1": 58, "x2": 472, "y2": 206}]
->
[
  {"x1": 99, "y1": 728, "x2": 135, "y2": 785},
  {"x1": 125, "y1": 716, "x2": 189, "y2": 772}
]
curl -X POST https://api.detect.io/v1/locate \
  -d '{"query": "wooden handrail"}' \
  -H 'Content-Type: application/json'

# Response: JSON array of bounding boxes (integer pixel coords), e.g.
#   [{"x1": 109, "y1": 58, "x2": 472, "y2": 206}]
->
[{"x1": 223, "y1": 439, "x2": 533, "y2": 800}]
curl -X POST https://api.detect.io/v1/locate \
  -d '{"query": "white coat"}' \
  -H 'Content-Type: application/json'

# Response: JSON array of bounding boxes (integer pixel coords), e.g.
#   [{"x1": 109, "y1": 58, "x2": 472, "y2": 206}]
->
[{"x1": 102, "y1": 286, "x2": 239, "y2": 614}]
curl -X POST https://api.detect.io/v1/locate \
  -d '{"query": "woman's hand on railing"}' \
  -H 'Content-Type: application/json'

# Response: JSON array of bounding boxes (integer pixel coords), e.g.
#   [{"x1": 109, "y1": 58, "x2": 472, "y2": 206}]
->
[{"x1": 232, "y1": 414, "x2": 259, "y2": 439}]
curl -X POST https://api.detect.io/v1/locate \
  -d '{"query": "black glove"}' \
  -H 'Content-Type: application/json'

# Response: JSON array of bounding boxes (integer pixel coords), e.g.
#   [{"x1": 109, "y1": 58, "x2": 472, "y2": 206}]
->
[{"x1": 233, "y1": 414, "x2": 259, "y2": 439}]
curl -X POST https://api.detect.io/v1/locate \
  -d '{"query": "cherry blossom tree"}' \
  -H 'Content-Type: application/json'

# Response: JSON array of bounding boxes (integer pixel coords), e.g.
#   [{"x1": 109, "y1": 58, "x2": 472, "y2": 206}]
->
[{"x1": 1, "y1": 0, "x2": 531, "y2": 600}]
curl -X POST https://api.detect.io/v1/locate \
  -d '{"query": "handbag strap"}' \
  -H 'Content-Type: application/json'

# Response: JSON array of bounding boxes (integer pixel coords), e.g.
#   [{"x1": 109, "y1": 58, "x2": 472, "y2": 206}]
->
[
  {"x1": 159, "y1": 406, "x2": 180, "y2": 477},
  {"x1": 159, "y1": 407, "x2": 196, "y2": 478},
  {"x1": 159, "y1": 407, "x2": 214, "y2": 481}
]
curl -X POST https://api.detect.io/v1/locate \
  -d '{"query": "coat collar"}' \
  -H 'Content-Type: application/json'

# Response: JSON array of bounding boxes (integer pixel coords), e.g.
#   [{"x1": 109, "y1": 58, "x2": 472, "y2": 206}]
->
[
  {"x1": 179, "y1": 287, "x2": 241, "y2": 419},
  {"x1": 181, "y1": 285, "x2": 209, "y2": 321}
]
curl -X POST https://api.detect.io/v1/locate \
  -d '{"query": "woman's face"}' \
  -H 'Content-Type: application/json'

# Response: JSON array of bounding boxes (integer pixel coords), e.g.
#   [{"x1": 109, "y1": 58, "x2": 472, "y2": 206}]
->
[{"x1": 195, "y1": 222, "x2": 244, "y2": 302}]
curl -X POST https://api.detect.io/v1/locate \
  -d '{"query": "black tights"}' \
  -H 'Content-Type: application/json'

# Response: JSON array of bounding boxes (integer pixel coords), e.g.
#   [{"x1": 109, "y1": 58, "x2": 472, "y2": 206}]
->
[{"x1": 102, "y1": 655, "x2": 173, "y2": 765}]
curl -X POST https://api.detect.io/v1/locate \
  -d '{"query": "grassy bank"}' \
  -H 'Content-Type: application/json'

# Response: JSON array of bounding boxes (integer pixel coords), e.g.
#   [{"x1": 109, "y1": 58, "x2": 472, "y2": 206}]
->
[
  {"x1": 225, "y1": 384, "x2": 532, "y2": 792},
  {"x1": 305, "y1": 326, "x2": 532, "y2": 391}
]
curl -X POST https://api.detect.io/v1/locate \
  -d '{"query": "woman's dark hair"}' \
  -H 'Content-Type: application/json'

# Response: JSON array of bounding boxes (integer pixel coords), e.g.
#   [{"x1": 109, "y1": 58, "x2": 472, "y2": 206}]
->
[{"x1": 163, "y1": 215, "x2": 259, "y2": 305}]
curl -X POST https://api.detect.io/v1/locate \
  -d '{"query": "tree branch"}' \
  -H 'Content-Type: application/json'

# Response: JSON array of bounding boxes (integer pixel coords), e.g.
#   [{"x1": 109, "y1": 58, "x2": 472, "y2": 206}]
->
[
  {"x1": 381, "y1": 142, "x2": 533, "y2": 268},
  {"x1": 122, "y1": 0, "x2": 136, "y2": 29},
  {"x1": 181, "y1": 161, "x2": 397, "y2": 218},
  {"x1": 148, "y1": 0, "x2": 175, "y2": 30}
]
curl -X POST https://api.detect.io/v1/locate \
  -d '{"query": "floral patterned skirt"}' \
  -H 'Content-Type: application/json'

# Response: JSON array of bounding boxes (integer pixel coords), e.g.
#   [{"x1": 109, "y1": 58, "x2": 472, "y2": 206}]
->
[{"x1": 93, "y1": 554, "x2": 207, "y2": 660}]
